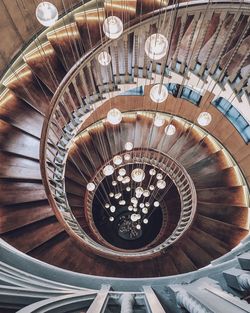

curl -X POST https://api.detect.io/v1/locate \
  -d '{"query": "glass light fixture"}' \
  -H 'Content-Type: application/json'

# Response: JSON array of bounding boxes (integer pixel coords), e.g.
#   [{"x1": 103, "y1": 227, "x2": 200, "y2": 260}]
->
[
  {"x1": 150, "y1": 84, "x2": 168, "y2": 103},
  {"x1": 98, "y1": 51, "x2": 111, "y2": 66},
  {"x1": 131, "y1": 197, "x2": 137, "y2": 203},
  {"x1": 105, "y1": 203, "x2": 110, "y2": 208},
  {"x1": 107, "y1": 108, "x2": 122, "y2": 125},
  {"x1": 142, "y1": 207, "x2": 148, "y2": 214},
  {"x1": 133, "y1": 208, "x2": 138, "y2": 212},
  {"x1": 131, "y1": 168, "x2": 145, "y2": 183},
  {"x1": 139, "y1": 203, "x2": 145, "y2": 208},
  {"x1": 145, "y1": 33, "x2": 168, "y2": 60},
  {"x1": 115, "y1": 193, "x2": 122, "y2": 199},
  {"x1": 149, "y1": 168, "x2": 156, "y2": 176},
  {"x1": 136, "y1": 224, "x2": 141, "y2": 230},
  {"x1": 124, "y1": 142, "x2": 133, "y2": 151},
  {"x1": 135, "y1": 187, "x2": 143, "y2": 195},
  {"x1": 154, "y1": 201, "x2": 160, "y2": 207},
  {"x1": 103, "y1": 16, "x2": 123, "y2": 39},
  {"x1": 149, "y1": 185, "x2": 155, "y2": 191},
  {"x1": 118, "y1": 168, "x2": 126, "y2": 176},
  {"x1": 113, "y1": 155, "x2": 123, "y2": 165},
  {"x1": 157, "y1": 180, "x2": 166, "y2": 189},
  {"x1": 124, "y1": 153, "x2": 131, "y2": 161},
  {"x1": 117, "y1": 175, "x2": 123, "y2": 181},
  {"x1": 103, "y1": 164, "x2": 114, "y2": 176},
  {"x1": 126, "y1": 186, "x2": 131, "y2": 192},
  {"x1": 110, "y1": 206, "x2": 116, "y2": 213},
  {"x1": 122, "y1": 176, "x2": 130, "y2": 184},
  {"x1": 145, "y1": 202, "x2": 150, "y2": 207},
  {"x1": 36, "y1": 2, "x2": 58, "y2": 27},
  {"x1": 165, "y1": 124, "x2": 176, "y2": 136},
  {"x1": 136, "y1": 192, "x2": 142, "y2": 199},
  {"x1": 112, "y1": 180, "x2": 117, "y2": 186},
  {"x1": 128, "y1": 205, "x2": 133, "y2": 211},
  {"x1": 131, "y1": 214, "x2": 137, "y2": 222},
  {"x1": 119, "y1": 200, "x2": 126, "y2": 205},
  {"x1": 87, "y1": 182, "x2": 95, "y2": 191},
  {"x1": 109, "y1": 216, "x2": 114, "y2": 222},
  {"x1": 197, "y1": 112, "x2": 212, "y2": 126},
  {"x1": 156, "y1": 173, "x2": 163, "y2": 180},
  {"x1": 143, "y1": 218, "x2": 148, "y2": 224},
  {"x1": 109, "y1": 192, "x2": 114, "y2": 197},
  {"x1": 143, "y1": 190, "x2": 150, "y2": 197},
  {"x1": 153, "y1": 113, "x2": 165, "y2": 127}
]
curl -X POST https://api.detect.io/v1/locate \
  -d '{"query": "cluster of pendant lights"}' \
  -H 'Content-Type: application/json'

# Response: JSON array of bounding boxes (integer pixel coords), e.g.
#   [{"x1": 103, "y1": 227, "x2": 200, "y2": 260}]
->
[{"x1": 36, "y1": 2, "x2": 212, "y2": 127}]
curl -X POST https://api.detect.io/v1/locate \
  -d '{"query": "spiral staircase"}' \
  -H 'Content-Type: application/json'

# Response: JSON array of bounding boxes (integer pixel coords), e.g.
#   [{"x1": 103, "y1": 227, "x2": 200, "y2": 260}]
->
[{"x1": 0, "y1": 0, "x2": 250, "y2": 312}]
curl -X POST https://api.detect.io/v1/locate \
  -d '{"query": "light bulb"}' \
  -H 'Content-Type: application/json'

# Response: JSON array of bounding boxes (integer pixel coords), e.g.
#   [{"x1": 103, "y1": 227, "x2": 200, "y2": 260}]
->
[
  {"x1": 109, "y1": 216, "x2": 114, "y2": 222},
  {"x1": 112, "y1": 181, "x2": 117, "y2": 186},
  {"x1": 156, "y1": 173, "x2": 163, "y2": 180},
  {"x1": 145, "y1": 202, "x2": 150, "y2": 207},
  {"x1": 117, "y1": 175, "x2": 123, "y2": 182},
  {"x1": 165, "y1": 124, "x2": 176, "y2": 136},
  {"x1": 157, "y1": 180, "x2": 166, "y2": 189},
  {"x1": 36, "y1": 2, "x2": 58, "y2": 27},
  {"x1": 153, "y1": 113, "x2": 165, "y2": 127},
  {"x1": 136, "y1": 224, "x2": 141, "y2": 230},
  {"x1": 131, "y1": 214, "x2": 137, "y2": 222},
  {"x1": 131, "y1": 197, "x2": 137, "y2": 203},
  {"x1": 103, "y1": 16, "x2": 123, "y2": 39},
  {"x1": 139, "y1": 203, "x2": 145, "y2": 208},
  {"x1": 143, "y1": 218, "x2": 148, "y2": 224},
  {"x1": 197, "y1": 112, "x2": 212, "y2": 126},
  {"x1": 154, "y1": 201, "x2": 160, "y2": 207},
  {"x1": 118, "y1": 168, "x2": 126, "y2": 176},
  {"x1": 145, "y1": 33, "x2": 168, "y2": 60},
  {"x1": 113, "y1": 155, "x2": 123, "y2": 165},
  {"x1": 142, "y1": 207, "x2": 148, "y2": 214},
  {"x1": 87, "y1": 182, "x2": 95, "y2": 191},
  {"x1": 124, "y1": 153, "x2": 131, "y2": 161},
  {"x1": 135, "y1": 187, "x2": 143, "y2": 195},
  {"x1": 115, "y1": 193, "x2": 122, "y2": 199},
  {"x1": 149, "y1": 185, "x2": 155, "y2": 191},
  {"x1": 98, "y1": 51, "x2": 111, "y2": 66},
  {"x1": 103, "y1": 164, "x2": 114, "y2": 176},
  {"x1": 143, "y1": 190, "x2": 150, "y2": 197},
  {"x1": 149, "y1": 168, "x2": 156, "y2": 176},
  {"x1": 109, "y1": 192, "x2": 114, "y2": 197},
  {"x1": 105, "y1": 203, "x2": 110, "y2": 208},
  {"x1": 128, "y1": 205, "x2": 133, "y2": 211},
  {"x1": 133, "y1": 208, "x2": 138, "y2": 212},
  {"x1": 126, "y1": 186, "x2": 131, "y2": 192},
  {"x1": 131, "y1": 168, "x2": 145, "y2": 183},
  {"x1": 110, "y1": 206, "x2": 116, "y2": 213},
  {"x1": 119, "y1": 200, "x2": 126, "y2": 205},
  {"x1": 122, "y1": 176, "x2": 130, "y2": 184},
  {"x1": 124, "y1": 142, "x2": 133, "y2": 151},
  {"x1": 150, "y1": 84, "x2": 168, "y2": 103},
  {"x1": 107, "y1": 108, "x2": 122, "y2": 125}
]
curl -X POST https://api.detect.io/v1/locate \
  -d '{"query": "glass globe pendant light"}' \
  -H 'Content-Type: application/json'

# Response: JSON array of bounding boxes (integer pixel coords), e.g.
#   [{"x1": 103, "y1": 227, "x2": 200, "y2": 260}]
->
[
  {"x1": 124, "y1": 142, "x2": 133, "y2": 151},
  {"x1": 107, "y1": 108, "x2": 122, "y2": 125},
  {"x1": 157, "y1": 180, "x2": 166, "y2": 189},
  {"x1": 165, "y1": 124, "x2": 176, "y2": 136},
  {"x1": 103, "y1": 164, "x2": 114, "y2": 176},
  {"x1": 36, "y1": 2, "x2": 58, "y2": 27},
  {"x1": 113, "y1": 155, "x2": 123, "y2": 165},
  {"x1": 98, "y1": 51, "x2": 111, "y2": 66},
  {"x1": 87, "y1": 182, "x2": 95, "y2": 191},
  {"x1": 131, "y1": 168, "x2": 145, "y2": 183},
  {"x1": 150, "y1": 84, "x2": 168, "y2": 103},
  {"x1": 103, "y1": 16, "x2": 123, "y2": 39},
  {"x1": 197, "y1": 112, "x2": 212, "y2": 126},
  {"x1": 154, "y1": 113, "x2": 165, "y2": 127},
  {"x1": 145, "y1": 33, "x2": 168, "y2": 60}
]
